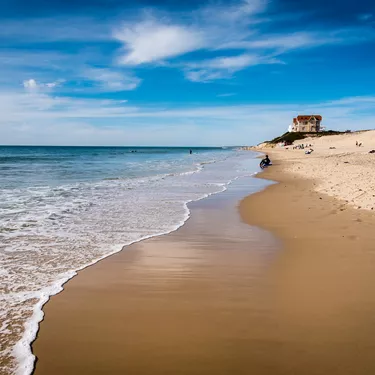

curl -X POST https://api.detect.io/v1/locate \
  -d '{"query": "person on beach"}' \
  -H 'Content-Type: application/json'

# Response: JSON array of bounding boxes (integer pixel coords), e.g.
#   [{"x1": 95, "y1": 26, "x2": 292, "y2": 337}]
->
[
  {"x1": 262, "y1": 155, "x2": 271, "y2": 166},
  {"x1": 189, "y1": 149, "x2": 193, "y2": 154}
]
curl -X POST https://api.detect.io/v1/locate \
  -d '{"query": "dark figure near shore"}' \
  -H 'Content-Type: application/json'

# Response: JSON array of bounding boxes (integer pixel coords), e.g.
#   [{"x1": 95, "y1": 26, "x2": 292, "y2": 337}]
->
[
  {"x1": 189, "y1": 149, "x2": 192, "y2": 155},
  {"x1": 262, "y1": 155, "x2": 271, "y2": 166}
]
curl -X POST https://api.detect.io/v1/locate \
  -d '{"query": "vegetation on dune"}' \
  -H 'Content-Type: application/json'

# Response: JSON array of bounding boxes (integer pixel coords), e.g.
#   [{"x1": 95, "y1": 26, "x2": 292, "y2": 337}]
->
[
  {"x1": 268, "y1": 132, "x2": 306, "y2": 144},
  {"x1": 267, "y1": 130, "x2": 352, "y2": 145}
]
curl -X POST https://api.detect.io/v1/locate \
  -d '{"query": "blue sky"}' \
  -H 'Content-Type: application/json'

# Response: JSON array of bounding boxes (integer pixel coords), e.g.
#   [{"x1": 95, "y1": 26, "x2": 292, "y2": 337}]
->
[{"x1": 1, "y1": 0, "x2": 375, "y2": 146}]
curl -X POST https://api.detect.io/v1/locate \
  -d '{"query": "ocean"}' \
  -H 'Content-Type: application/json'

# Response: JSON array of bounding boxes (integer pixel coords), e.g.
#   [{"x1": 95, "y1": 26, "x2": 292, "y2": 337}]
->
[{"x1": 0, "y1": 146, "x2": 259, "y2": 374}]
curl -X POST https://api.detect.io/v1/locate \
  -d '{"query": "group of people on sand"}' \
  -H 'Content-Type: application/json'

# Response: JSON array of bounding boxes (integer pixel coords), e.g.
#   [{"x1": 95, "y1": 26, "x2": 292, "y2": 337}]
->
[
  {"x1": 292, "y1": 143, "x2": 313, "y2": 150},
  {"x1": 356, "y1": 141, "x2": 363, "y2": 147},
  {"x1": 289, "y1": 143, "x2": 314, "y2": 155}
]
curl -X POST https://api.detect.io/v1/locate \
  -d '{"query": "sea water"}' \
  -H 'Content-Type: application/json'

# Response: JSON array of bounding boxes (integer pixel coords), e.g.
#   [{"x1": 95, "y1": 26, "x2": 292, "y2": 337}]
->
[{"x1": 0, "y1": 146, "x2": 259, "y2": 374}]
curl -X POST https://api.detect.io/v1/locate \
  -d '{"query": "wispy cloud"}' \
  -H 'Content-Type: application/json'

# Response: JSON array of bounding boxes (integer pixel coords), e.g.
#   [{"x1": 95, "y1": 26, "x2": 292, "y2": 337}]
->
[
  {"x1": 112, "y1": 1, "x2": 375, "y2": 83},
  {"x1": 113, "y1": 0, "x2": 267, "y2": 68},
  {"x1": 319, "y1": 96, "x2": 375, "y2": 107},
  {"x1": 0, "y1": 49, "x2": 139, "y2": 93},
  {"x1": 114, "y1": 19, "x2": 206, "y2": 65},
  {"x1": 185, "y1": 53, "x2": 281, "y2": 82},
  {"x1": 82, "y1": 67, "x2": 141, "y2": 91},
  {"x1": 199, "y1": 54, "x2": 268, "y2": 70},
  {"x1": 219, "y1": 32, "x2": 337, "y2": 50},
  {"x1": 2, "y1": 0, "x2": 374, "y2": 90},
  {"x1": 22, "y1": 78, "x2": 65, "y2": 91}
]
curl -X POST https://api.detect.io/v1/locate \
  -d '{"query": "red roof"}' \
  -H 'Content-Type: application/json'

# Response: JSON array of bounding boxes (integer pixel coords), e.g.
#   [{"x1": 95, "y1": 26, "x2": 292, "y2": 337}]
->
[{"x1": 296, "y1": 115, "x2": 322, "y2": 122}]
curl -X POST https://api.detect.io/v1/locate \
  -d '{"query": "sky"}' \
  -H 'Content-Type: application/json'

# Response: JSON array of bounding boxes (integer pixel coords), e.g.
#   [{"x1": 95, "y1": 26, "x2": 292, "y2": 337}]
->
[{"x1": 1, "y1": 0, "x2": 375, "y2": 146}]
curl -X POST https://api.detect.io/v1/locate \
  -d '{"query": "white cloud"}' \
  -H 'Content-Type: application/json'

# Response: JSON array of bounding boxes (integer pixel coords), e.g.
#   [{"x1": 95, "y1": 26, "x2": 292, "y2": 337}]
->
[
  {"x1": 185, "y1": 70, "x2": 229, "y2": 83},
  {"x1": 114, "y1": 19, "x2": 205, "y2": 65},
  {"x1": 221, "y1": 27, "x2": 375, "y2": 53},
  {"x1": 197, "y1": 0, "x2": 267, "y2": 25},
  {"x1": 111, "y1": 1, "x2": 375, "y2": 83},
  {"x1": 113, "y1": 0, "x2": 269, "y2": 67},
  {"x1": 204, "y1": 54, "x2": 261, "y2": 69},
  {"x1": 22, "y1": 78, "x2": 65, "y2": 91},
  {"x1": 23, "y1": 79, "x2": 38, "y2": 90},
  {"x1": 83, "y1": 68, "x2": 141, "y2": 91},
  {"x1": 45, "y1": 82, "x2": 57, "y2": 88},
  {"x1": 221, "y1": 32, "x2": 330, "y2": 50},
  {"x1": 184, "y1": 25, "x2": 375, "y2": 82},
  {"x1": 185, "y1": 53, "x2": 281, "y2": 82},
  {"x1": 3, "y1": 1, "x2": 374, "y2": 89},
  {"x1": 319, "y1": 96, "x2": 375, "y2": 107}
]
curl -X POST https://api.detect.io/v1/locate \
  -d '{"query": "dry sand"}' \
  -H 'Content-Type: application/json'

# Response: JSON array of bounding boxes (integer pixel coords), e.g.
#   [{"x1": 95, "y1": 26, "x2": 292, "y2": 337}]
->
[
  {"x1": 257, "y1": 130, "x2": 375, "y2": 210},
  {"x1": 240, "y1": 165, "x2": 375, "y2": 374},
  {"x1": 32, "y1": 153, "x2": 375, "y2": 375}
]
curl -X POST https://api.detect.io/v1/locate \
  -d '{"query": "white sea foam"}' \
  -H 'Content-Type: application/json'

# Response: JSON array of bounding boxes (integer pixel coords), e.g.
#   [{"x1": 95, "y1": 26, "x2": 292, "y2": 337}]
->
[{"x1": 0, "y1": 150, "x2": 259, "y2": 375}]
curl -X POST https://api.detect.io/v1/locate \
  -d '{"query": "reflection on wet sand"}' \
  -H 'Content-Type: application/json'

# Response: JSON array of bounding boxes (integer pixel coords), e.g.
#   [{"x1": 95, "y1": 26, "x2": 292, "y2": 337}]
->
[{"x1": 34, "y1": 176, "x2": 283, "y2": 375}]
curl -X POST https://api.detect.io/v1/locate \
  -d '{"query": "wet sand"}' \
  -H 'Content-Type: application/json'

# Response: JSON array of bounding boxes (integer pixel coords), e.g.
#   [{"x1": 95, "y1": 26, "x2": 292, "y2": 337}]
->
[
  {"x1": 33, "y1": 163, "x2": 375, "y2": 375},
  {"x1": 33, "y1": 176, "x2": 280, "y2": 375}
]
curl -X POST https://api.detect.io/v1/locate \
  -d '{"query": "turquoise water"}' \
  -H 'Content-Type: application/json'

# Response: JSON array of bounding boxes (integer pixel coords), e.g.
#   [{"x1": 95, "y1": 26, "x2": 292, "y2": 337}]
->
[{"x1": 0, "y1": 146, "x2": 259, "y2": 375}]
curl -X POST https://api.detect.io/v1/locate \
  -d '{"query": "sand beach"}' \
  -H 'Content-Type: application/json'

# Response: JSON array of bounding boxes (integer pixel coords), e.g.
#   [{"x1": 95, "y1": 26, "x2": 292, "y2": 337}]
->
[
  {"x1": 33, "y1": 176, "x2": 280, "y2": 375},
  {"x1": 258, "y1": 130, "x2": 375, "y2": 210},
  {"x1": 32, "y1": 131, "x2": 375, "y2": 375}
]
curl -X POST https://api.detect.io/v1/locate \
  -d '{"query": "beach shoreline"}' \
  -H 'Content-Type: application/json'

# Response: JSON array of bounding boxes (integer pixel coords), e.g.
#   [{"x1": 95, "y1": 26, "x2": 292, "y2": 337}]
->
[
  {"x1": 32, "y1": 148, "x2": 375, "y2": 374},
  {"x1": 32, "y1": 174, "x2": 279, "y2": 375},
  {"x1": 0, "y1": 148, "x2": 258, "y2": 375}
]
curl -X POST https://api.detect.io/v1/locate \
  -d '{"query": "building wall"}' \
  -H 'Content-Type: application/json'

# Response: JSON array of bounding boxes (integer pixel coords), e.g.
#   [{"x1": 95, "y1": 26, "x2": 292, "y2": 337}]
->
[{"x1": 291, "y1": 119, "x2": 321, "y2": 133}]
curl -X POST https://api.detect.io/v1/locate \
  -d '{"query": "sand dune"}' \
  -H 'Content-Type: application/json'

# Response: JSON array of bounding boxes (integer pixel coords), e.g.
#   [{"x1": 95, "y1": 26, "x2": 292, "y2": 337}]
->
[{"x1": 258, "y1": 130, "x2": 375, "y2": 210}]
